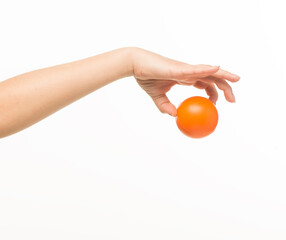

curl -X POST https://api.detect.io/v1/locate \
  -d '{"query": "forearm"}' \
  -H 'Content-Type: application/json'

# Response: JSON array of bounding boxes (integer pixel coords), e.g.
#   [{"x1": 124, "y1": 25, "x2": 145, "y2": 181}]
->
[{"x1": 0, "y1": 47, "x2": 134, "y2": 138}]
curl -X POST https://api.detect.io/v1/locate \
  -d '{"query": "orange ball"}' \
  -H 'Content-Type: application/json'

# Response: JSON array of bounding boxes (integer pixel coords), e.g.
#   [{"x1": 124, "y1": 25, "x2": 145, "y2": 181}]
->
[{"x1": 176, "y1": 96, "x2": 219, "y2": 138}]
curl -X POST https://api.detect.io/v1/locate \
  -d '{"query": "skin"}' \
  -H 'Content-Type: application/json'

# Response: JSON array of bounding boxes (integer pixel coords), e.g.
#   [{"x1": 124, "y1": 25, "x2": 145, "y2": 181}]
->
[{"x1": 0, "y1": 47, "x2": 240, "y2": 139}]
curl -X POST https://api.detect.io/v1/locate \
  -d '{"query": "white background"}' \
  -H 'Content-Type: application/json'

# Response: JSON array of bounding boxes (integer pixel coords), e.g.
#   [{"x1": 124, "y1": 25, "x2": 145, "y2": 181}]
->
[{"x1": 1, "y1": 0, "x2": 286, "y2": 239}]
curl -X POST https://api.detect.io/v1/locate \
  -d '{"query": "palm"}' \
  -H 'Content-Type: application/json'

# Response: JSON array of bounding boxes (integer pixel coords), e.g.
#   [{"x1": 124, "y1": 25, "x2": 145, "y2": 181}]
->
[
  {"x1": 136, "y1": 78, "x2": 175, "y2": 100},
  {"x1": 135, "y1": 78, "x2": 177, "y2": 116}
]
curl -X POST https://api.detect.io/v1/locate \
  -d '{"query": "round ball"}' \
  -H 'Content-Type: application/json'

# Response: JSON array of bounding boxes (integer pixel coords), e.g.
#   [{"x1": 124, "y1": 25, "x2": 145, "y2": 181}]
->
[{"x1": 176, "y1": 96, "x2": 219, "y2": 138}]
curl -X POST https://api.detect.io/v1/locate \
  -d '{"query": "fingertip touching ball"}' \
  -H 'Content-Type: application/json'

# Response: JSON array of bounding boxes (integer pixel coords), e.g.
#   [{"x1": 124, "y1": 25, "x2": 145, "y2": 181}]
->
[{"x1": 176, "y1": 96, "x2": 219, "y2": 138}]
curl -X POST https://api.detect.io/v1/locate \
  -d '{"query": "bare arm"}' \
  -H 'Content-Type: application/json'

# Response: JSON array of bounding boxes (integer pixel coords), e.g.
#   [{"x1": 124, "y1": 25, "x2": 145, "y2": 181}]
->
[
  {"x1": 0, "y1": 47, "x2": 239, "y2": 139},
  {"x1": 0, "y1": 48, "x2": 133, "y2": 138}
]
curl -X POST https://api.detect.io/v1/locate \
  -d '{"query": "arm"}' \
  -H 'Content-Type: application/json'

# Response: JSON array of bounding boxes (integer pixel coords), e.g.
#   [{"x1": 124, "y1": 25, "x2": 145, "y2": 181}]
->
[
  {"x1": 0, "y1": 48, "x2": 133, "y2": 138},
  {"x1": 0, "y1": 47, "x2": 240, "y2": 139}
]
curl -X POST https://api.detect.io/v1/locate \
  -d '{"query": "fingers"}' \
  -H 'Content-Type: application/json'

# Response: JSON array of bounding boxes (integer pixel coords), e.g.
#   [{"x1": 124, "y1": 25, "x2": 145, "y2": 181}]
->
[
  {"x1": 205, "y1": 84, "x2": 218, "y2": 104},
  {"x1": 152, "y1": 94, "x2": 177, "y2": 117},
  {"x1": 177, "y1": 64, "x2": 240, "y2": 83},
  {"x1": 212, "y1": 68, "x2": 240, "y2": 82},
  {"x1": 176, "y1": 64, "x2": 220, "y2": 79},
  {"x1": 193, "y1": 81, "x2": 218, "y2": 104},
  {"x1": 202, "y1": 76, "x2": 235, "y2": 102}
]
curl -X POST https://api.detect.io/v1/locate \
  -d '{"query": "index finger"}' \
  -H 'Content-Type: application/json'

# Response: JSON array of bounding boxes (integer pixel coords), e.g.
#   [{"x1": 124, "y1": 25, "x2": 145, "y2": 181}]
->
[{"x1": 212, "y1": 69, "x2": 240, "y2": 82}]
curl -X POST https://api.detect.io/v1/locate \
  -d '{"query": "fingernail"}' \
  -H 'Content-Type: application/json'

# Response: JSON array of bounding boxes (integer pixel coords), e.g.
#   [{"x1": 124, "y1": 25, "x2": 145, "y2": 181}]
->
[
  {"x1": 232, "y1": 95, "x2": 236, "y2": 102},
  {"x1": 213, "y1": 65, "x2": 220, "y2": 68},
  {"x1": 168, "y1": 112, "x2": 176, "y2": 117},
  {"x1": 233, "y1": 75, "x2": 240, "y2": 80}
]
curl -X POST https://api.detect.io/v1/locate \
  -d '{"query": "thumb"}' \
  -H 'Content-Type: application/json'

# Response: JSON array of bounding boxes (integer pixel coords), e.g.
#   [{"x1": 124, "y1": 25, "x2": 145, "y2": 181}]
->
[{"x1": 152, "y1": 94, "x2": 177, "y2": 117}]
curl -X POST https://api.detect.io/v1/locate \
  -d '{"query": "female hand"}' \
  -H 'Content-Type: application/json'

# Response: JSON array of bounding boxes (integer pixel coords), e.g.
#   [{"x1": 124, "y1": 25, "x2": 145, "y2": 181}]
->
[
  {"x1": 132, "y1": 47, "x2": 240, "y2": 117},
  {"x1": 0, "y1": 47, "x2": 240, "y2": 138}
]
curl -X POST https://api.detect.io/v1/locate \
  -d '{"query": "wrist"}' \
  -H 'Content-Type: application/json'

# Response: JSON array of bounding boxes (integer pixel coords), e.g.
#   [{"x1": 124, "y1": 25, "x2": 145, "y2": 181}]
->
[{"x1": 121, "y1": 47, "x2": 140, "y2": 77}]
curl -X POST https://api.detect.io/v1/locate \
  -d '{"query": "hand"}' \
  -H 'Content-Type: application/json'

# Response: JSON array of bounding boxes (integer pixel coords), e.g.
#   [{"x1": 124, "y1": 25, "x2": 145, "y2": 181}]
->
[{"x1": 131, "y1": 47, "x2": 240, "y2": 117}]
